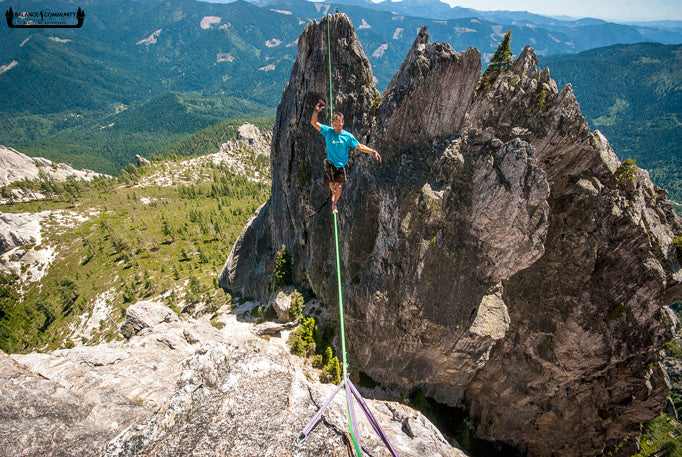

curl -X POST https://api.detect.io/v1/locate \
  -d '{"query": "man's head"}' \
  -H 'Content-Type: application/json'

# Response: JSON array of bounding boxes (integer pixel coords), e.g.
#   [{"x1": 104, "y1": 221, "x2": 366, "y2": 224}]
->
[{"x1": 332, "y1": 112, "x2": 344, "y2": 132}]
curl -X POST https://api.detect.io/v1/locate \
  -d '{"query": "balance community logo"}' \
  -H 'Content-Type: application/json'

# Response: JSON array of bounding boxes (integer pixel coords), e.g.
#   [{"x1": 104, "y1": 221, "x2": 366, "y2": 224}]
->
[{"x1": 5, "y1": 6, "x2": 85, "y2": 28}]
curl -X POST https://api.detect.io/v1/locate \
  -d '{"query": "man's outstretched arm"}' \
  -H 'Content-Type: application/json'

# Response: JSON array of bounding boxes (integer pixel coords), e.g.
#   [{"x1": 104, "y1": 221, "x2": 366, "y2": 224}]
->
[
  {"x1": 310, "y1": 100, "x2": 324, "y2": 131},
  {"x1": 356, "y1": 143, "x2": 382, "y2": 163}
]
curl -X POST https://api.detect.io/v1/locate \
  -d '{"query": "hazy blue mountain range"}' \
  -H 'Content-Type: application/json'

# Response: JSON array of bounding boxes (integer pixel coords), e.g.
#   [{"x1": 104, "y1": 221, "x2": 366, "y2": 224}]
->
[
  {"x1": 316, "y1": 0, "x2": 682, "y2": 34},
  {"x1": 1, "y1": 0, "x2": 680, "y2": 177},
  {"x1": 540, "y1": 42, "x2": 682, "y2": 204}
]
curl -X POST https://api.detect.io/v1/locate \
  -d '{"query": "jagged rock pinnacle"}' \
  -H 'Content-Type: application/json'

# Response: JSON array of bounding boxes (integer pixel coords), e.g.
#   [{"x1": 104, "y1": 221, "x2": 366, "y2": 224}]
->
[{"x1": 221, "y1": 14, "x2": 682, "y2": 456}]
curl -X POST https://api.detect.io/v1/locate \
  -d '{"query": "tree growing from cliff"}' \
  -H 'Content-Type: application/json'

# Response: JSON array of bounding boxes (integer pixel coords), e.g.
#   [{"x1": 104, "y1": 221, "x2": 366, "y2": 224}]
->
[
  {"x1": 273, "y1": 244, "x2": 292, "y2": 289},
  {"x1": 289, "y1": 317, "x2": 317, "y2": 357},
  {"x1": 479, "y1": 30, "x2": 513, "y2": 89},
  {"x1": 320, "y1": 346, "x2": 341, "y2": 384},
  {"x1": 614, "y1": 158, "x2": 638, "y2": 183},
  {"x1": 289, "y1": 289, "x2": 304, "y2": 321}
]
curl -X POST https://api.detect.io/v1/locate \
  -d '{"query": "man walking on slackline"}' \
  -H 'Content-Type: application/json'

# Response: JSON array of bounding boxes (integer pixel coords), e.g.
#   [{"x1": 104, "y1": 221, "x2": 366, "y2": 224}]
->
[{"x1": 311, "y1": 100, "x2": 381, "y2": 213}]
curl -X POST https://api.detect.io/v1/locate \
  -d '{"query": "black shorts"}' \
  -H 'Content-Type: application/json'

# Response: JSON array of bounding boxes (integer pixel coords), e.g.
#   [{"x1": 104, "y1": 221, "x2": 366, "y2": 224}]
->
[{"x1": 324, "y1": 159, "x2": 347, "y2": 184}]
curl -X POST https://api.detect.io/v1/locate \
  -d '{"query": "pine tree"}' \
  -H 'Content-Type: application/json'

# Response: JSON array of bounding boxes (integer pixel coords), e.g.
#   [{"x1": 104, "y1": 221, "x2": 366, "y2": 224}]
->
[
  {"x1": 479, "y1": 30, "x2": 513, "y2": 88},
  {"x1": 489, "y1": 30, "x2": 513, "y2": 72},
  {"x1": 289, "y1": 289, "x2": 304, "y2": 322},
  {"x1": 273, "y1": 244, "x2": 292, "y2": 289}
]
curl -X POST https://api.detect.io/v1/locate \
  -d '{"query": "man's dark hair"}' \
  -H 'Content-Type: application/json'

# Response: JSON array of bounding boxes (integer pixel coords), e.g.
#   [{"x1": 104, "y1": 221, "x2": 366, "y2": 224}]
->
[{"x1": 333, "y1": 112, "x2": 344, "y2": 121}]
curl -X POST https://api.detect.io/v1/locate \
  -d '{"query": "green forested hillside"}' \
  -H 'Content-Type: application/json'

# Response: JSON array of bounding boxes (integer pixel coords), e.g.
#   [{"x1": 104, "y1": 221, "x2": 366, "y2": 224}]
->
[
  {"x1": 6, "y1": 93, "x2": 274, "y2": 174},
  {"x1": 540, "y1": 43, "x2": 682, "y2": 204},
  {"x1": 1, "y1": 0, "x2": 301, "y2": 108},
  {"x1": 0, "y1": 146, "x2": 271, "y2": 353},
  {"x1": 0, "y1": 0, "x2": 298, "y2": 171},
  {"x1": 161, "y1": 115, "x2": 274, "y2": 160},
  {"x1": 3, "y1": 0, "x2": 680, "y2": 176}
]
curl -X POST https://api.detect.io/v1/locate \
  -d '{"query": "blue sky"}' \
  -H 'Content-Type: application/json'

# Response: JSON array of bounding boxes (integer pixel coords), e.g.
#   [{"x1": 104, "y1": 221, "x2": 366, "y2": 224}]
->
[{"x1": 439, "y1": 0, "x2": 682, "y2": 22}]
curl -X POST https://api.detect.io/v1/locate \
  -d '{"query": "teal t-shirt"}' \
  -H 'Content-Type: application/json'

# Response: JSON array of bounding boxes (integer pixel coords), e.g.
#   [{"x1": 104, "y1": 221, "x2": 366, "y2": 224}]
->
[{"x1": 320, "y1": 124, "x2": 359, "y2": 168}]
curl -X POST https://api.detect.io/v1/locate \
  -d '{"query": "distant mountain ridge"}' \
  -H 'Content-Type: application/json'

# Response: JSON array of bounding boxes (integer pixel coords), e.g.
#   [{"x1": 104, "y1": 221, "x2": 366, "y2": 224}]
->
[
  {"x1": 258, "y1": 0, "x2": 682, "y2": 28},
  {"x1": 1, "y1": 0, "x2": 681, "y2": 175},
  {"x1": 539, "y1": 42, "x2": 682, "y2": 204}
]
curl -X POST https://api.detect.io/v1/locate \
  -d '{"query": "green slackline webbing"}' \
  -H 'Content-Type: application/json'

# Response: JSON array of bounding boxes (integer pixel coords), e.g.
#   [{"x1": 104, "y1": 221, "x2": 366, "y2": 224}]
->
[
  {"x1": 328, "y1": 12, "x2": 361, "y2": 456},
  {"x1": 332, "y1": 214, "x2": 347, "y2": 387},
  {"x1": 333, "y1": 211, "x2": 362, "y2": 457},
  {"x1": 327, "y1": 15, "x2": 334, "y2": 121}
]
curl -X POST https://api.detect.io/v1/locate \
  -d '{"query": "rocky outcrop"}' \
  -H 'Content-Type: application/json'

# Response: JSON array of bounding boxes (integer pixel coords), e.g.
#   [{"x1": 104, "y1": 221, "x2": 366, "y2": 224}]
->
[
  {"x1": 1, "y1": 210, "x2": 94, "y2": 286},
  {"x1": 0, "y1": 211, "x2": 47, "y2": 254},
  {"x1": 0, "y1": 210, "x2": 59, "y2": 285},
  {"x1": 2, "y1": 300, "x2": 464, "y2": 457},
  {"x1": 215, "y1": 122, "x2": 272, "y2": 160},
  {"x1": 0, "y1": 144, "x2": 103, "y2": 187},
  {"x1": 1, "y1": 348, "x2": 139, "y2": 457},
  {"x1": 135, "y1": 154, "x2": 150, "y2": 166},
  {"x1": 220, "y1": 14, "x2": 682, "y2": 456},
  {"x1": 0, "y1": 145, "x2": 106, "y2": 204},
  {"x1": 235, "y1": 121, "x2": 272, "y2": 156},
  {"x1": 102, "y1": 341, "x2": 462, "y2": 457},
  {"x1": 188, "y1": 122, "x2": 273, "y2": 184}
]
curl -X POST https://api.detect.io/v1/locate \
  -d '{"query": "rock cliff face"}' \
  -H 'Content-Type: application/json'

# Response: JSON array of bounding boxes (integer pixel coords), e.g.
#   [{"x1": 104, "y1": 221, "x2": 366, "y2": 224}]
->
[
  {"x1": 220, "y1": 14, "x2": 682, "y2": 456},
  {"x1": 1, "y1": 300, "x2": 462, "y2": 457}
]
